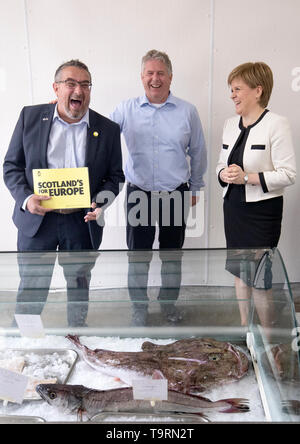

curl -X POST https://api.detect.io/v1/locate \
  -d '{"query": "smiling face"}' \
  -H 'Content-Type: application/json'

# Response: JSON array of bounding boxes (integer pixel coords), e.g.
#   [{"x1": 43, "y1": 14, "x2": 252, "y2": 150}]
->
[
  {"x1": 141, "y1": 59, "x2": 172, "y2": 104},
  {"x1": 53, "y1": 66, "x2": 91, "y2": 123},
  {"x1": 230, "y1": 77, "x2": 263, "y2": 118}
]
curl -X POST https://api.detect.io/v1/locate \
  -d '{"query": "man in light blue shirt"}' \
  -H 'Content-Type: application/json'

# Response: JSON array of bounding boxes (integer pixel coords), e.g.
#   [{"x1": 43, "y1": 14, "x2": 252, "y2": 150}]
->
[{"x1": 110, "y1": 49, "x2": 207, "y2": 325}]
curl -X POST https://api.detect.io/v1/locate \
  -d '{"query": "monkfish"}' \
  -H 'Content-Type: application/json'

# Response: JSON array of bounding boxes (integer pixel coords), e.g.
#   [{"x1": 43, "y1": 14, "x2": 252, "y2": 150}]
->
[
  {"x1": 36, "y1": 383, "x2": 249, "y2": 420},
  {"x1": 66, "y1": 335, "x2": 249, "y2": 393}
]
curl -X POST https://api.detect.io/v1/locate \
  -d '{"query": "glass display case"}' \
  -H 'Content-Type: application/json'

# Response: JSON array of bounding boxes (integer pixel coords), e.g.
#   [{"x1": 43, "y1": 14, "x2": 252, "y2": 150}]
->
[{"x1": 0, "y1": 247, "x2": 298, "y2": 423}]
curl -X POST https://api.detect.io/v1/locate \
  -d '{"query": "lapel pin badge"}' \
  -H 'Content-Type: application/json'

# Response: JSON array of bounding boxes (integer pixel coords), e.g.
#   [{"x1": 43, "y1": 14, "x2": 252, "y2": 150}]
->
[
  {"x1": 93, "y1": 131, "x2": 99, "y2": 137},
  {"x1": 42, "y1": 117, "x2": 49, "y2": 121}
]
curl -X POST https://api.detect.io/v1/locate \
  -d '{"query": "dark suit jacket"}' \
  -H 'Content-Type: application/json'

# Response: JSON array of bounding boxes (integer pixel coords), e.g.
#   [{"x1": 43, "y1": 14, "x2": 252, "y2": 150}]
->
[{"x1": 3, "y1": 104, "x2": 125, "y2": 249}]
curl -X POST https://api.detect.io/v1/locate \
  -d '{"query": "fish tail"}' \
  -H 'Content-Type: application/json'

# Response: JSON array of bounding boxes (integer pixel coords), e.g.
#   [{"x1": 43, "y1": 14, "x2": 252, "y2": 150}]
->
[
  {"x1": 66, "y1": 334, "x2": 79, "y2": 342},
  {"x1": 66, "y1": 334, "x2": 83, "y2": 349},
  {"x1": 216, "y1": 398, "x2": 250, "y2": 413}
]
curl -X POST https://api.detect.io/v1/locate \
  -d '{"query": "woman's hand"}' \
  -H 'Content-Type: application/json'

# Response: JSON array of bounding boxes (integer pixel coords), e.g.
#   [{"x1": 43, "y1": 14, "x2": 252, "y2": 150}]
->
[{"x1": 220, "y1": 164, "x2": 245, "y2": 184}]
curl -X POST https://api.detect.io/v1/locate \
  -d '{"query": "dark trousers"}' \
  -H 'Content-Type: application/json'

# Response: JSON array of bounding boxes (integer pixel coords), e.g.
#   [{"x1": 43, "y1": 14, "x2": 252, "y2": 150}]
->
[
  {"x1": 16, "y1": 211, "x2": 98, "y2": 326},
  {"x1": 126, "y1": 183, "x2": 189, "y2": 313}
]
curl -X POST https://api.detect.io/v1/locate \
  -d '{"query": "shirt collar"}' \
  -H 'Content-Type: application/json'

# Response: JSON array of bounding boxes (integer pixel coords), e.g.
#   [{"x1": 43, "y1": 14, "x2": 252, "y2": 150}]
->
[
  {"x1": 139, "y1": 91, "x2": 177, "y2": 108},
  {"x1": 53, "y1": 105, "x2": 90, "y2": 126}
]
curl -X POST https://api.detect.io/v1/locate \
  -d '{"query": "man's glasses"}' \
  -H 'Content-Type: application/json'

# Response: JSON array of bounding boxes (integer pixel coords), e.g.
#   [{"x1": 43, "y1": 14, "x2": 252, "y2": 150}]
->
[{"x1": 56, "y1": 79, "x2": 92, "y2": 90}]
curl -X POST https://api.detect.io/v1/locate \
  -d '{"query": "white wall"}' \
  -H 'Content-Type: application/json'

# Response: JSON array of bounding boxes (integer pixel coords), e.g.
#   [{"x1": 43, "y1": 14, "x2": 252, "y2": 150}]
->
[{"x1": 0, "y1": 0, "x2": 299, "y2": 281}]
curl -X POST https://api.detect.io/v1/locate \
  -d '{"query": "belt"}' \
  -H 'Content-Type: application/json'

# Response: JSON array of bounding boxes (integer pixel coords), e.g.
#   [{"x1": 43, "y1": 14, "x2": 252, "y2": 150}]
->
[
  {"x1": 127, "y1": 182, "x2": 188, "y2": 192},
  {"x1": 53, "y1": 208, "x2": 83, "y2": 215}
]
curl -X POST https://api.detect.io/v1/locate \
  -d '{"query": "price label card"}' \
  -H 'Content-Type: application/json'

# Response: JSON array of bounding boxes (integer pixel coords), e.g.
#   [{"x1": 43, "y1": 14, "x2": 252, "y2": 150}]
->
[
  {"x1": 132, "y1": 379, "x2": 168, "y2": 401},
  {"x1": 14, "y1": 314, "x2": 45, "y2": 338},
  {"x1": 0, "y1": 367, "x2": 28, "y2": 404}
]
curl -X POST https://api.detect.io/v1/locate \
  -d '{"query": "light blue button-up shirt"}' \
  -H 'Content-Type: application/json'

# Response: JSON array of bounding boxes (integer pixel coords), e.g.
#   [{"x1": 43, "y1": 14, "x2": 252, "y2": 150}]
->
[
  {"x1": 110, "y1": 92, "x2": 207, "y2": 192},
  {"x1": 47, "y1": 105, "x2": 89, "y2": 169}
]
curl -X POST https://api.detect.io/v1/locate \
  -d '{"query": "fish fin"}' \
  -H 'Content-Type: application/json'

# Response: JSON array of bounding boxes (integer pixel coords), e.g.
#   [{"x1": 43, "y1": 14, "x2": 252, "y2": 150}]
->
[
  {"x1": 217, "y1": 398, "x2": 250, "y2": 413},
  {"x1": 152, "y1": 370, "x2": 166, "y2": 380},
  {"x1": 66, "y1": 335, "x2": 90, "y2": 354},
  {"x1": 77, "y1": 406, "x2": 86, "y2": 422},
  {"x1": 66, "y1": 334, "x2": 81, "y2": 345}
]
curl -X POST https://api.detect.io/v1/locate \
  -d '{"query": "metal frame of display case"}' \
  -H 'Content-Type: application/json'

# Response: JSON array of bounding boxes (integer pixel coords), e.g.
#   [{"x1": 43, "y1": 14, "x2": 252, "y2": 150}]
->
[{"x1": 247, "y1": 248, "x2": 300, "y2": 422}]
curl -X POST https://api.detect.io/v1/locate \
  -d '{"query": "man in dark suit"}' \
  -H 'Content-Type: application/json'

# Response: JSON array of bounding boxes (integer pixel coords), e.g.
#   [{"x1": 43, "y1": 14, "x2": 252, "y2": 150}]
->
[{"x1": 3, "y1": 59, "x2": 124, "y2": 326}]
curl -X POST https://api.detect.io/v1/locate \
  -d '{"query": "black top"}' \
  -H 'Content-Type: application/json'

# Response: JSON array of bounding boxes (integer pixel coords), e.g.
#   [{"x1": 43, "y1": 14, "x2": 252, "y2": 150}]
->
[{"x1": 225, "y1": 109, "x2": 269, "y2": 202}]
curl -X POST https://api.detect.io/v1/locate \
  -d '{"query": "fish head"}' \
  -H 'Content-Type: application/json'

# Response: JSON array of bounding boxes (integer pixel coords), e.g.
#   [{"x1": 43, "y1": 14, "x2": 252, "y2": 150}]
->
[
  {"x1": 166, "y1": 338, "x2": 249, "y2": 392},
  {"x1": 224, "y1": 342, "x2": 249, "y2": 378},
  {"x1": 200, "y1": 339, "x2": 249, "y2": 379},
  {"x1": 36, "y1": 384, "x2": 85, "y2": 413}
]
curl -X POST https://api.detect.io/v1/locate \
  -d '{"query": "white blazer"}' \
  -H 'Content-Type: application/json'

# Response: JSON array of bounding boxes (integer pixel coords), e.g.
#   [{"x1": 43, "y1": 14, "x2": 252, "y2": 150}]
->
[{"x1": 216, "y1": 111, "x2": 296, "y2": 202}]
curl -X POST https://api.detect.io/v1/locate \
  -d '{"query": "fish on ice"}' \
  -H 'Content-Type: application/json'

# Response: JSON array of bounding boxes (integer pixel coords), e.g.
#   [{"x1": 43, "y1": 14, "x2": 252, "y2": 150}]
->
[
  {"x1": 66, "y1": 335, "x2": 249, "y2": 393},
  {"x1": 36, "y1": 383, "x2": 249, "y2": 420}
]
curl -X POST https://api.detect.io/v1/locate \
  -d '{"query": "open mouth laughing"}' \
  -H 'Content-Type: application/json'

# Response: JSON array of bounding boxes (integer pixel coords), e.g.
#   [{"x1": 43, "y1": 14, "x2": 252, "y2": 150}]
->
[{"x1": 70, "y1": 98, "x2": 83, "y2": 111}]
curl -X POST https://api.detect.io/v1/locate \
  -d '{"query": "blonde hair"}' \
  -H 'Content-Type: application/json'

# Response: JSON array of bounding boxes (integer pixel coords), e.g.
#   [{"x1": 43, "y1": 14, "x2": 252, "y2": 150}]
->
[{"x1": 228, "y1": 62, "x2": 273, "y2": 108}]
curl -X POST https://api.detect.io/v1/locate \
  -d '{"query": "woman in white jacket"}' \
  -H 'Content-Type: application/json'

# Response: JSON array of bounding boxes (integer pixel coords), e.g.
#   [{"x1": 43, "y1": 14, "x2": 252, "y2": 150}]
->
[{"x1": 216, "y1": 62, "x2": 296, "y2": 325}]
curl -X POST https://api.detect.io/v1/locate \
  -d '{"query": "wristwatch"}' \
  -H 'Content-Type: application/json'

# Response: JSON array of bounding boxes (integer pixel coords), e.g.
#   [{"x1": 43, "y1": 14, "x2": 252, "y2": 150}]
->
[{"x1": 244, "y1": 174, "x2": 249, "y2": 185}]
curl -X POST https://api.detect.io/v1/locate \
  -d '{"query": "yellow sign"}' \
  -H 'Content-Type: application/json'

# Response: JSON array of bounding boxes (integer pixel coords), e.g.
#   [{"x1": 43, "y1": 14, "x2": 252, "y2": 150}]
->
[{"x1": 32, "y1": 167, "x2": 91, "y2": 209}]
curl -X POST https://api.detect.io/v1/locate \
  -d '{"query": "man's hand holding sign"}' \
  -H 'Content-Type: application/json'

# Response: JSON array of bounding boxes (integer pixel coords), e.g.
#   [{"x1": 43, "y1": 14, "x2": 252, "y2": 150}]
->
[{"x1": 26, "y1": 194, "x2": 52, "y2": 216}]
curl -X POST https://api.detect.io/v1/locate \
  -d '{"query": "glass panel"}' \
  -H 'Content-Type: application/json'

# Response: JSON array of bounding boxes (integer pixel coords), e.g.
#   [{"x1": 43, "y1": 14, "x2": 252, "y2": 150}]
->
[
  {"x1": 0, "y1": 248, "x2": 255, "y2": 338},
  {"x1": 247, "y1": 248, "x2": 300, "y2": 422},
  {"x1": 0, "y1": 248, "x2": 298, "y2": 422}
]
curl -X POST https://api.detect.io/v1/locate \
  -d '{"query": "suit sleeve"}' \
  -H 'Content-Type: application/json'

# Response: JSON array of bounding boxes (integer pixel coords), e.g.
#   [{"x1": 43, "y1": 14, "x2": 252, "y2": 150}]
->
[
  {"x1": 3, "y1": 107, "x2": 33, "y2": 210},
  {"x1": 261, "y1": 117, "x2": 296, "y2": 192}
]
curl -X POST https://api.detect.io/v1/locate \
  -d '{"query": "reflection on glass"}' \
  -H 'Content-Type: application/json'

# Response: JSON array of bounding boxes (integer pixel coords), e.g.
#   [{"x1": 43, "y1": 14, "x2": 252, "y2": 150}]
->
[{"x1": 0, "y1": 247, "x2": 298, "y2": 422}]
